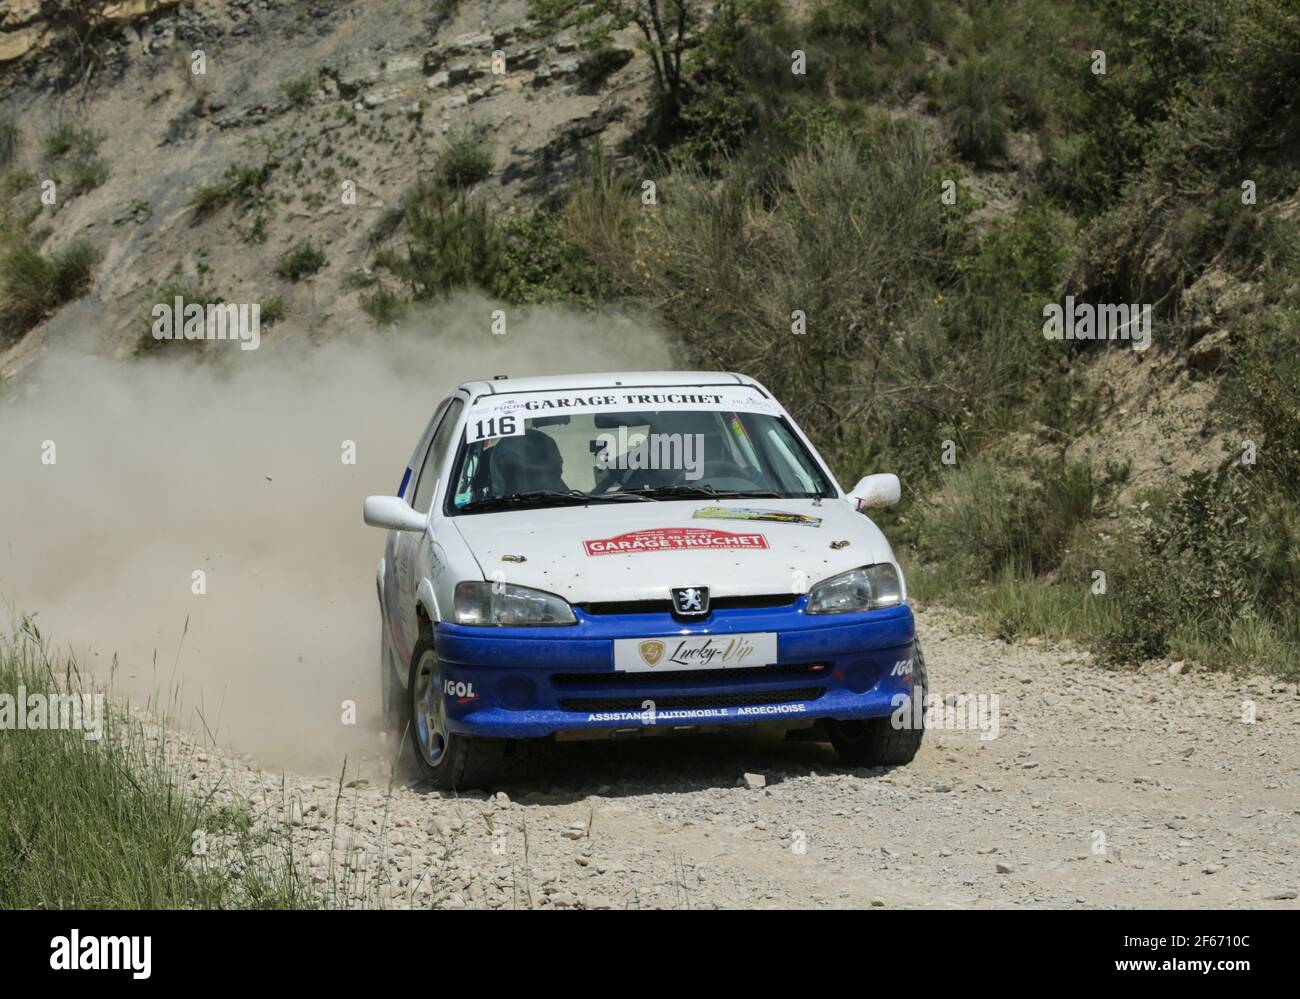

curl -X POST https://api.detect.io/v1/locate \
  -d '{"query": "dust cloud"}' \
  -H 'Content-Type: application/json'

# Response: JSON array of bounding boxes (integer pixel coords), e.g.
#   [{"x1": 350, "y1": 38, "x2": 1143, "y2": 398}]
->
[{"x1": 0, "y1": 294, "x2": 671, "y2": 772}]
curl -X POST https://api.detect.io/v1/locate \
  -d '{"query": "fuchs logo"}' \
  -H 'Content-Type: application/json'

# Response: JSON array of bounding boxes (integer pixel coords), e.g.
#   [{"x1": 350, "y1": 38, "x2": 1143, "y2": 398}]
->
[
  {"x1": 583, "y1": 527, "x2": 768, "y2": 556},
  {"x1": 1042, "y1": 296, "x2": 1151, "y2": 351},
  {"x1": 638, "y1": 640, "x2": 665, "y2": 667},
  {"x1": 889, "y1": 658, "x2": 913, "y2": 677},
  {"x1": 443, "y1": 679, "x2": 479, "y2": 702},
  {"x1": 671, "y1": 586, "x2": 709, "y2": 616}
]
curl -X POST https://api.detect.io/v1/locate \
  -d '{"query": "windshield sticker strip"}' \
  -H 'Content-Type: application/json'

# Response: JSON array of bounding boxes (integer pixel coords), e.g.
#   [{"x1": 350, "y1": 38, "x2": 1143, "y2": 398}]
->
[
  {"x1": 583, "y1": 527, "x2": 769, "y2": 556},
  {"x1": 691, "y1": 506, "x2": 822, "y2": 528},
  {"x1": 466, "y1": 387, "x2": 780, "y2": 425}
]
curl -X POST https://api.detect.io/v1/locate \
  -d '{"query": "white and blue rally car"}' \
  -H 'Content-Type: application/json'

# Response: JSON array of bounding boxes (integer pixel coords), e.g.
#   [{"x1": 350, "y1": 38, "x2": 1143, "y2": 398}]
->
[{"x1": 364, "y1": 371, "x2": 926, "y2": 788}]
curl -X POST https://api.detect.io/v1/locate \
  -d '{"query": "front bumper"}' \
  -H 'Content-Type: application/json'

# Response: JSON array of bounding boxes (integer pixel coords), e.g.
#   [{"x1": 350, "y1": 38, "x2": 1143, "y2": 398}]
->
[{"x1": 434, "y1": 599, "x2": 916, "y2": 739}]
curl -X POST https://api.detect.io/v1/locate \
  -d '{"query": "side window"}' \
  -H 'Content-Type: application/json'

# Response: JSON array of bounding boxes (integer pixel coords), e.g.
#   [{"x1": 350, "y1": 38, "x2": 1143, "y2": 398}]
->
[{"x1": 413, "y1": 399, "x2": 464, "y2": 513}]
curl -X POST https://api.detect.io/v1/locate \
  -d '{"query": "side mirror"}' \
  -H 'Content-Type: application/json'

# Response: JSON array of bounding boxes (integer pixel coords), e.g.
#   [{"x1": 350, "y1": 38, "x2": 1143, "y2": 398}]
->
[
  {"x1": 848, "y1": 473, "x2": 900, "y2": 510},
  {"x1": 363, "y1": 495, "x2": 427, "y2": 532}
]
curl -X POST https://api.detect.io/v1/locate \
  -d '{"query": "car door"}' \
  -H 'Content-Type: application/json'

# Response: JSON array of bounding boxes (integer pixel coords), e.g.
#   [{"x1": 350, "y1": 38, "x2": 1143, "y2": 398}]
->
[
  {"x1": 386, "y1": 400, "x2": 447, "y2": 664},
  {"x1": 394, "y1": 397, "x2": 464, "y2": 659}
]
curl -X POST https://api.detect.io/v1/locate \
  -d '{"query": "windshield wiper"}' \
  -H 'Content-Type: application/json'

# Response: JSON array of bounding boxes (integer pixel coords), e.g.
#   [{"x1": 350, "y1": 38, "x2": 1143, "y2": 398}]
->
[
  {"x1": 461, "y1": 489, "x2": 650, "y2": 512},
  {"x1": 624, "y1": 485, "x2": 785, "y2": 500}
]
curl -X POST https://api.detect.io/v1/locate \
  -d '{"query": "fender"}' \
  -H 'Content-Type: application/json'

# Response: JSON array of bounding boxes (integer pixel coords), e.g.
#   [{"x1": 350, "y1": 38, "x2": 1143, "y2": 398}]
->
[
  {"x1": 385, "y1": 578, "x2": 440, "y2": 695},
  {"x1": 417, "y1": 576, "x2": 441, "y2": 627}
]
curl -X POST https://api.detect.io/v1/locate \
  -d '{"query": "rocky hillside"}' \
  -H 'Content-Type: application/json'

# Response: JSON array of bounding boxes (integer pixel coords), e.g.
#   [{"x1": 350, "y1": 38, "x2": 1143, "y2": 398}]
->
[
  {"x1": 0, "y1": 0, "x2": 650, "y2": 374},
  {"x1": 3, "y1": 0, "x2": 1297, "y2": 678}
]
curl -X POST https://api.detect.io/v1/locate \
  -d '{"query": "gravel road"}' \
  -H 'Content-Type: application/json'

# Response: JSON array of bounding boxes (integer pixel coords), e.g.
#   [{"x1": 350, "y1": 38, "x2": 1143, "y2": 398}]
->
[{"x1": 175, "y1": 607, "x2": 1300, "y2": 909}]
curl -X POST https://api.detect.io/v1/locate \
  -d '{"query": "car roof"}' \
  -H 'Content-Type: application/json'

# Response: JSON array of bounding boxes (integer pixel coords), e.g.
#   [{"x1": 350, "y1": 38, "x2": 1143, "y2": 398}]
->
[{"x1": 456, "y1": 371, "x2": 768, "y2": 401}]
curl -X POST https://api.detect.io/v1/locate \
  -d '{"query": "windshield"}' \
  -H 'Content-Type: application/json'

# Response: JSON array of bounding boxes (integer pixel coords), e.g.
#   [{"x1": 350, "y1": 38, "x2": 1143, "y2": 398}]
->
[{"x1": 449, "y1": 406, "x2": 835, "y2": 514}]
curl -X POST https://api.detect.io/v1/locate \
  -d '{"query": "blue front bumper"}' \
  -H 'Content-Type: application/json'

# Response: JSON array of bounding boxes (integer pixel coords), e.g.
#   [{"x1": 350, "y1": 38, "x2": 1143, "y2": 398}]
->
[{"x1": 434, "y1": 599, "x2": 916, "y2": 739}]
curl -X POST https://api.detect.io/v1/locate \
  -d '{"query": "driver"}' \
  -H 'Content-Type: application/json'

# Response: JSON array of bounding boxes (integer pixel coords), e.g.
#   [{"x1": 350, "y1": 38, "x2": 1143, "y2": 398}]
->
[
  {"x1": 489, "y1": 428, "x2": 567, "y2": 495},
  {"x1": 601, "y1": 411, "x2": 727, "y2": 491}
]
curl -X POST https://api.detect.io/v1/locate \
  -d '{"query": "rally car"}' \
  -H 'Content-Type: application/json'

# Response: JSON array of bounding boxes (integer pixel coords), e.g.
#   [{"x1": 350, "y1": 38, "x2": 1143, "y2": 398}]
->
[{"x1": 364, "y1": 371, "x2": 927, "y2": 789}]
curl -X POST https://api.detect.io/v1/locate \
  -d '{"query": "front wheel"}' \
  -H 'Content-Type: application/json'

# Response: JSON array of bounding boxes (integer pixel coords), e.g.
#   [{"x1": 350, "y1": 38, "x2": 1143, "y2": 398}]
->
[
  {"x1": 827, "y1": 637, "x2": 928, "y2": 768},
  {"x1": 406, "y1": 635, "x2": 510, "y2": 790}
]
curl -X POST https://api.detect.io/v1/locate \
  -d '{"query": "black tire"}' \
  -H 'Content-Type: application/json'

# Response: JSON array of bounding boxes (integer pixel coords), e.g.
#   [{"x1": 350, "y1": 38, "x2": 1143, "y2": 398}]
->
[
  {"x1": 405, "y1": 634, "x2": 511, "y2": 791},
  {"x1": 828, "y1": 637, "x2": 928, "y2": 768}
]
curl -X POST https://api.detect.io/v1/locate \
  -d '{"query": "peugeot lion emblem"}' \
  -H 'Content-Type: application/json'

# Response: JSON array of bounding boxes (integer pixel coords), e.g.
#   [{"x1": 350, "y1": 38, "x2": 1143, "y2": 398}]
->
[{"x1": 671, "y1": 586, "x2": 710, "y2": 616}]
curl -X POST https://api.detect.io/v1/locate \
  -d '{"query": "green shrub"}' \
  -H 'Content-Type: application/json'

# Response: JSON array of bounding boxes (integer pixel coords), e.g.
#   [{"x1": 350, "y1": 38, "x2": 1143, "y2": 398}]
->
[
  {"x1": 807, "y1": 0, "x2": 954, "y2": 99},
  {"x1": 361, "y1": 285, "x2": 407, "y2": 326},
  {"x1": 811, "y1": 0, "x2": 952, "y2": 46},
  {"x1": 0, "y1": 239, "x2": 99, "y2": 338},
  {"x1": 343, "y1": 269, "x2": 377, "y2": 289},
  {"x1": 43, "y1": 122, "x2": 101, "y2": 160},
  {"x1": 955, "y1": 201, "x2": 1070, "y2": 322},
  {"x1": 41, "y1": 122, "x2": 109, "y2": 195},
  {"x1": 1065, "y1": 0, "x2": 1300, "y2": 303},
  {"x1": 494, "y1": 208, "x2": 604, "y2": 305},
  {"x1": 275, "y1": 241, "x2": 327, "y2": 281},
  {"x1": 1229, "y1": 300, "x2": 1300, "y2": 499},
  {"x1": 372, "y1": 177, "x2": 503, "y2": 300},
  {"x1": 917, "y1": 454, "x2": 1127, "y2": 580},
  {"x1": 189, "y1": 183, "x2": 229, "y2": 218},
  {"x1": 1095, "y1": 464, "x2": 1299, "y2": 674},
  {"x1": 66, "y1": 154, "x2": 109, "y2": 195},
  {"x1": 260, "y1": 294, "x2": 285, "y2": 324},
  {"x1": 0, "y1": 116, "x2": 19, "y2": 169},
  {"x1": 0, "y1": 245, "x2": 59, "y2": 335},
  {"x1": 586, "y1": 122, "x2": 961, "y2": 469},
  {"x1": 437, "y1": 129, "x2": 493, "y2": 189},
  {"x1": 558, "y1": 145, "x2": 637, "y2": 292},
  {"x1": 138, "y1": 279, "x2": 218, "y2": 353},
  {"x1": 49, "y1": 240, "x2": 99, "y2": 302},
  {"x1": 280, "y1": 72, "x2": 318, "y2": 107},
  {"x1": 368, "y1": 203, "x2": 406, "y2": 246},
  {"x1": 576, "y1": 46, "x2": 634, "y2": 89},
  {"x1": 942, "y1": 59, "x2": 1008, "y2": 163},
  {"x1": 190, "y1": 163, "x2": 274, "y2": 219}
]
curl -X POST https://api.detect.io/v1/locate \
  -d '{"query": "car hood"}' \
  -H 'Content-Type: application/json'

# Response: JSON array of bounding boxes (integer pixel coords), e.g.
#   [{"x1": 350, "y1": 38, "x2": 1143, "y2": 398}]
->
[{"x1": 448, "y1": 498, "x2": 896, "y2": 603}]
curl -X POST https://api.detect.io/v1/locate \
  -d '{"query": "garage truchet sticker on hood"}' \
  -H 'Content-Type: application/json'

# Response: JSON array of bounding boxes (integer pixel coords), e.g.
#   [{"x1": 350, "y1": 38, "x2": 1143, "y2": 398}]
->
[{"x1": 583, "y1": 527, "x2": 769, "y2": 556}]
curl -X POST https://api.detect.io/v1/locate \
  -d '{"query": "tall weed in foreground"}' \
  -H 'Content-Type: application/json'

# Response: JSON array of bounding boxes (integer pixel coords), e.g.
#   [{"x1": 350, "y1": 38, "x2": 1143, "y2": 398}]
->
[{"x1": 0, "y1": 618, "x2": 400, "y2": 908}]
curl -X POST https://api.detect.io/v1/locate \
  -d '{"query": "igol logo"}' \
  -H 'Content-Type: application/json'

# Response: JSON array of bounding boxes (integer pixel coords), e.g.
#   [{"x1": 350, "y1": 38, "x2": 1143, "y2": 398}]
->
[{"x1": 443, "y1": 679, "x2": 479, "y2": 703}]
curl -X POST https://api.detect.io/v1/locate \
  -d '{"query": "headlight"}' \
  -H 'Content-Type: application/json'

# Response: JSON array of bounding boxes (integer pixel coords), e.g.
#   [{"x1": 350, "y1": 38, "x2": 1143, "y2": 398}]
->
[
  {"x1": 453, "y1": 581, "x2": 576, "y2": 626},
  {"x1": 806, "y1": 564, "x2": 902, "y2": 614}
]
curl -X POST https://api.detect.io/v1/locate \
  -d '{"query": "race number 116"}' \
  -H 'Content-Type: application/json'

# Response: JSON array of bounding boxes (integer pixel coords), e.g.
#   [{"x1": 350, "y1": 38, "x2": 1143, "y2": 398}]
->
[{"x1": 467, "y1": 414, "x2": 523, "y2": 443}]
